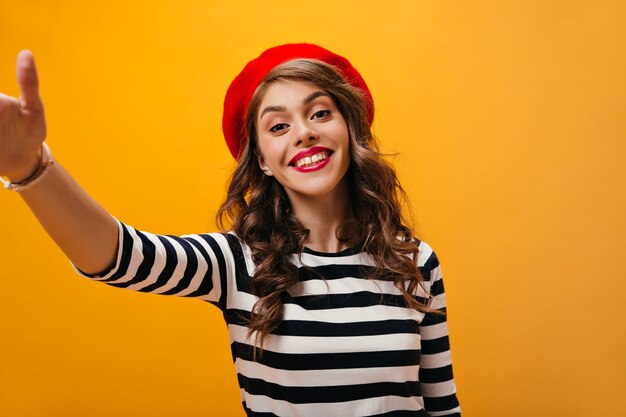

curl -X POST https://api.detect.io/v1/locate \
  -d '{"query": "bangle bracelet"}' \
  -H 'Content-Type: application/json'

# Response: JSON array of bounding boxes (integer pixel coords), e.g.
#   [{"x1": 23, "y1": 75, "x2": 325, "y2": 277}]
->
[{"x1": 0, "y1": 143, "x2": 54, "y2": 192}]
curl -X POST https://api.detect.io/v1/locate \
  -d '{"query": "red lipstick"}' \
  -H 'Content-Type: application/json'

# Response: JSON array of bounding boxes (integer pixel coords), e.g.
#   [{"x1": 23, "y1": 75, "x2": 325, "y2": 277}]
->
[
  {"x1": 292, "y1": 155, "x2": 332, "y2": 173},
  {"x1": 288, "y1": 146, "x2": 333, "y2": 166}
]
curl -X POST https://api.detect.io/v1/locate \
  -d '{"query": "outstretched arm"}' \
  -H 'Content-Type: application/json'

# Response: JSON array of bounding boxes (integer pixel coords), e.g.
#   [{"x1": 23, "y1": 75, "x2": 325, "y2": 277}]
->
[{"x1": 0, "y1": 50, "x2": 118, "y2": 274}]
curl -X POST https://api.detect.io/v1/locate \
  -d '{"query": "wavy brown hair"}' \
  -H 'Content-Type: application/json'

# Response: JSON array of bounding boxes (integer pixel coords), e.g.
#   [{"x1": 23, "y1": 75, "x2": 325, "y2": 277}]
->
[{"x1": 217, "y1": 59, "x2": 436, "y2": 353}]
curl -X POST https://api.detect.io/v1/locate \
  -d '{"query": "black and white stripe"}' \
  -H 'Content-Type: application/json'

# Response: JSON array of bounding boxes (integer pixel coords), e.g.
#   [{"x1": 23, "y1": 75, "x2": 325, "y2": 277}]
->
[{"x1": 74, "y1": 219, "x2": 461, "y2": 417}]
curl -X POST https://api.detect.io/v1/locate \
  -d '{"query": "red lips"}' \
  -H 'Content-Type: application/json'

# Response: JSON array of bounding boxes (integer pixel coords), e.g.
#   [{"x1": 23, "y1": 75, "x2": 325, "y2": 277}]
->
[{"x1": 288, "y1": 146, "x2": 333, "y2": 166}]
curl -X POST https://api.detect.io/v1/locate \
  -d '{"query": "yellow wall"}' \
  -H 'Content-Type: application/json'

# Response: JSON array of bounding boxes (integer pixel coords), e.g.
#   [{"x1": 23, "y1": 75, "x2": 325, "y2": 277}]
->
[{"x1": 1, "y1": 1, "x2": 625, "y2": 416}]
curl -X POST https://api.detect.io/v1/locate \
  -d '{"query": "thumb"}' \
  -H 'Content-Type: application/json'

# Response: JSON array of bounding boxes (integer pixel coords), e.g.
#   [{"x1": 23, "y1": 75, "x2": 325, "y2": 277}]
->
[{"x1": 16, "y1": 49, "x2": 43, "y2": 113}]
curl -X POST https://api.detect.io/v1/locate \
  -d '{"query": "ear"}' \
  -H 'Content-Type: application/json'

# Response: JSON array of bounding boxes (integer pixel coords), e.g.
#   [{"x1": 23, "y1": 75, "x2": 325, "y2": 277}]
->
[{"x1": 256, "y1": 153, "x2": 274, "y2": 176}]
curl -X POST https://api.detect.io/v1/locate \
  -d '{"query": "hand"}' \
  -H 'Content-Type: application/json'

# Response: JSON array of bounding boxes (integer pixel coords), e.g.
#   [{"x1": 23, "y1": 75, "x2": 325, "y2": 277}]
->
[{"x1": 0, "y1": 50, "x2": 47, "y2": 182}]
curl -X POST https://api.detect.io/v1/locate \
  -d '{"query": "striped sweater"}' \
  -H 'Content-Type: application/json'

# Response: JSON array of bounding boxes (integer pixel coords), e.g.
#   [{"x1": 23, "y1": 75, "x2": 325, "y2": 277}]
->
[{"x1": 75, "y1": 220, "x2": 461, "y2": 417}]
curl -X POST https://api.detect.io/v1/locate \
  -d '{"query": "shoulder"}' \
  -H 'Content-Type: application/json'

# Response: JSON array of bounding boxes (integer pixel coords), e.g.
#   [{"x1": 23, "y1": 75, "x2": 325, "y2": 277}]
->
[
  {"x1": 393, "y1": 235, "x2": 439, "y2": 269},
  {"x1": 415, "y1": 240, "x2": 442, "y2": 284},
  {"x1": 417, "y1": 241, "x2": 436, "y2": 267},
  {"x1": 171, "y1": 230, "x2": 244, "y2": 267}
]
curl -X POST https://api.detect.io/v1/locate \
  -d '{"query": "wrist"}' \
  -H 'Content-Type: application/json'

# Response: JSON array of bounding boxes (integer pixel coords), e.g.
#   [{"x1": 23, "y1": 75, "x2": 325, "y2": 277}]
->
[
  {"x1": 1, "y1": 143, "x2": 54, "y2": 192},
  {"x1": 7, "y1": 149, "x2": 42, "y2": 183}
]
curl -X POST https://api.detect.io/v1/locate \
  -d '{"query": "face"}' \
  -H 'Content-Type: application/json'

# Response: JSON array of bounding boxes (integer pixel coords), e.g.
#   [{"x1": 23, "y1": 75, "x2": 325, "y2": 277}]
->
[{"x1": 255, "y1": 79, "x2": 351, "y2": 202}]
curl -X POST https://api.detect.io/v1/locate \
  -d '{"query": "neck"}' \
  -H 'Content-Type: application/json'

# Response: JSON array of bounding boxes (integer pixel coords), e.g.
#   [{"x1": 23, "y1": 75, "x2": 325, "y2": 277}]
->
[{"x1": 286, "y1": 178, "x2": 354, "y2": 253}]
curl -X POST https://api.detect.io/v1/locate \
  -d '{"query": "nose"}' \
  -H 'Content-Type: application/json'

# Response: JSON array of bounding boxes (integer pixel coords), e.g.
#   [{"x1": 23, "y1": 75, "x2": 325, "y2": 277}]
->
[{"x1": 293, "y1": 121, "x2": 320, "y2": 147}]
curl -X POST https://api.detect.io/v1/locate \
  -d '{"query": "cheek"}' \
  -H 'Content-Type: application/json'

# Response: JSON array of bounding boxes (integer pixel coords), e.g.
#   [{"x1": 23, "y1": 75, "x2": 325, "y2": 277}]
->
[
  {"x1": 329, "y1": 116, "x2": 349, "y2": 139},
  {"x1": 255, "y1": 134, "x2": 270, "y2": 156},
  {"x1": 332, "y1": 124, "x2": 348, "y2": 144},
  {"x1": 257, "y1": 139, "x2": 284, "y2": 167}
]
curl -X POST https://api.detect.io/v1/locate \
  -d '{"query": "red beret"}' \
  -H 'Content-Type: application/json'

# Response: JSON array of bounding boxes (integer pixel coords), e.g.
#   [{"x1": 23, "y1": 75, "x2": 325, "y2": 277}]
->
[{"x1": 222, "y1": 43, "x2": 374, "y2": 159}]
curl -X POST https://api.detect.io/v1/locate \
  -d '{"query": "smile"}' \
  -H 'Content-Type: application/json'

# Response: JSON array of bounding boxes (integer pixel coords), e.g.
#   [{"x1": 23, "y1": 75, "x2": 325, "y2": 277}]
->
[{"x1": 293, "y1": 151, "x2": 330, "y2": 168}]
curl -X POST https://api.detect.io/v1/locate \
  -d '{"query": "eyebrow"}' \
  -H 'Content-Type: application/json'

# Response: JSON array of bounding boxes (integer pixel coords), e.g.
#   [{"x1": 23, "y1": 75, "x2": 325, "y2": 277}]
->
[{"x1": 259, "y1": 90, "x2": 331, "y2": 120}]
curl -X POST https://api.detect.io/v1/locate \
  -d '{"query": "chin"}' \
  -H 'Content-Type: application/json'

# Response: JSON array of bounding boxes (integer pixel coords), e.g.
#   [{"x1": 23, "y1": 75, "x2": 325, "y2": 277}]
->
[{"x1": 289, "y1": 178, "x2": 348, "y2": 199}]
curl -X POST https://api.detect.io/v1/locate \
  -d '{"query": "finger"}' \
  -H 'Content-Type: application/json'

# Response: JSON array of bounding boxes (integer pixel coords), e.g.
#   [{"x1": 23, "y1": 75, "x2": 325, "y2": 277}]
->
[{"x1": 16, "y1": 49, "x2": 43, "y2": 113}]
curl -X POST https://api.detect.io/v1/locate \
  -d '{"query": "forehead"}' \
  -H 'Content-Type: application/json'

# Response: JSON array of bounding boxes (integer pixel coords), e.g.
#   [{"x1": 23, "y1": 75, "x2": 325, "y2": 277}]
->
[{"x1": 258, "y1": 79, "x2": 329, "y2": 107}]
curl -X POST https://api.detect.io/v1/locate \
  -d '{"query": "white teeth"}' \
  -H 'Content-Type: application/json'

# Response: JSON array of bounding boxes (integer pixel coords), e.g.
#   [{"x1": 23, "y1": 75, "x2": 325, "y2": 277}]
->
[{"x1": 295, "y1": 151, "x2": 329, "y2": 168}]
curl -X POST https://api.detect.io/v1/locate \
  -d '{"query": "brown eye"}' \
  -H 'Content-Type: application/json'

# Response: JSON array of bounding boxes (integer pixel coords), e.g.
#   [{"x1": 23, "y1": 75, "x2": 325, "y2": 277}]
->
[
  {"x1": 270, "y1": 123, "x2": 289, "y2": 133},
  {"x1": 311, "y1": 110, "x2": 331, "y2": 120}
]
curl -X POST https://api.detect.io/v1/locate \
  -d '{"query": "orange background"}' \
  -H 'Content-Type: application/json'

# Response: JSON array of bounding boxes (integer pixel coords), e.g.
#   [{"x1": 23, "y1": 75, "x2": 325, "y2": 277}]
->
[{"x1": 1, "y1": 1, "x2": 625, "y2": 416}]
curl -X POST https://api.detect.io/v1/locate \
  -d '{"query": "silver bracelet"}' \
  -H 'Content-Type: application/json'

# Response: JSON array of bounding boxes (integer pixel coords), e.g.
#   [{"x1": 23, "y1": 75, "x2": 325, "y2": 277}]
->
[{"x1": 1, "y1": 143, "x2": 54, "y2": 192}]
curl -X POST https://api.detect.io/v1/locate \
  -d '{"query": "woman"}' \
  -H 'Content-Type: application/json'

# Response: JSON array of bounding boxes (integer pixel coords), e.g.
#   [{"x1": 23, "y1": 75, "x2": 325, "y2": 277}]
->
[{"x1": 0, "y1": 44, "x2": 461, "y2": 416}]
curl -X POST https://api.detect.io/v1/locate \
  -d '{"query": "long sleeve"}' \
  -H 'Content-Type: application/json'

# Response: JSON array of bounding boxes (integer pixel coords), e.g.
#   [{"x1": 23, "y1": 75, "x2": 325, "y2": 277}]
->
[
  {"x1": 418, "y1": 244, "x2": 462, "y2": 416},
  {"x1": 72, "y1": 219, "x2": 235, "y2": 310}
]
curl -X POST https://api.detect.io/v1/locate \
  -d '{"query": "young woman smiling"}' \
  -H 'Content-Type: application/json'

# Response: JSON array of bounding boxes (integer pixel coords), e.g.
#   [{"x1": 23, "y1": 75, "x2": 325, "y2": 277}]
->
[{"x1": 0, "y1": 44, "x2": 461, "y2": 416}]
